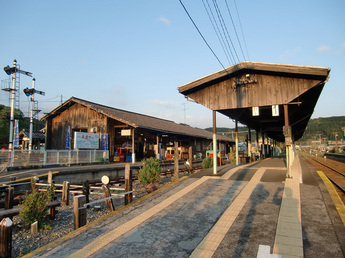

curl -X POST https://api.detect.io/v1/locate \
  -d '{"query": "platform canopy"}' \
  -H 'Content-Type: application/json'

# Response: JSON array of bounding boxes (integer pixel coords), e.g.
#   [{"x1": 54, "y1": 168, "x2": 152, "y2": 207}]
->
[{"x1": 178, "y1": 61, "x2": 330, "y2": 142}]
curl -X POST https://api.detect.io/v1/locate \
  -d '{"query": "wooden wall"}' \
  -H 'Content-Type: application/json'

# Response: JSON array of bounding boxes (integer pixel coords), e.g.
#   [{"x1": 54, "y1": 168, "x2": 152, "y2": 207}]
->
[
  {"x1": 187, "y1": 73, "x2": 323, "y2": 110},
  {"x1": 47, "y1": 103, "x2": 107, "y2": 149}
]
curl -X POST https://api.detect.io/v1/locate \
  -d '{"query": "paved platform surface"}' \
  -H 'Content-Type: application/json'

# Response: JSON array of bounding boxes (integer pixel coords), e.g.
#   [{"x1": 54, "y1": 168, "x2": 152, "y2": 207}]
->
[{"x1": 28, "y1": 155, "x2": 345, "y2": 258}]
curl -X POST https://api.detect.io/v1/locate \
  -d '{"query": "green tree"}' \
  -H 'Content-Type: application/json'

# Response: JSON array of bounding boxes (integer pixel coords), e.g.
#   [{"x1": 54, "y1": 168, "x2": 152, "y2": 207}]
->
[
  {"x1": 137, "y1": 157, "x2": 161, "y2": 185},
  {"x1": 0, "y1": 104, "x2": 42, "y2": 145}
]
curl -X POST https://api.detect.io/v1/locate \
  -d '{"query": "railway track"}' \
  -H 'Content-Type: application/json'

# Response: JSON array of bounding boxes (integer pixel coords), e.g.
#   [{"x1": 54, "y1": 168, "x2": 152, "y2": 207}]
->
[{"x1": 302, "y1": 152, "x2": 345, "y2": 203}]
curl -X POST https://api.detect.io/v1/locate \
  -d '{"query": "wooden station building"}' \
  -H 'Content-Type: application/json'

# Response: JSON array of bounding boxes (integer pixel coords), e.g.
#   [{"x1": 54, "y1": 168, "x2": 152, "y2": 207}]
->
[
  {"x1": 41, "y1": 97, "x2": 234, "y2": 162},
  {"x1": 178, "y1": 61, "x2": 330, "y2": 176}
]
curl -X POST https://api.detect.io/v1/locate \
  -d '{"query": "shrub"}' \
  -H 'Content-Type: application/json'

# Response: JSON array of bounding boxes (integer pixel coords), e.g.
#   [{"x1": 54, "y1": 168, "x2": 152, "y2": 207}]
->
[
  {"x1": 19, "y1": 180, "x2": 55, "y2": 227},
  {"x1": 202, "y1": 157, "x2": 213, "y2": 169},
  {"x1": 137, "y1": 157, "x2": 161, "y2": 185}
]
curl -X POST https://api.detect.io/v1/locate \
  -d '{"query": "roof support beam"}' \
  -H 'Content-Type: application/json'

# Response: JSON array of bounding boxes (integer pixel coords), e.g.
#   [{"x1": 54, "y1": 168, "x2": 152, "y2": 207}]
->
[{"x1": 213, "y1": 110, "x2": 217, "y2": 175}]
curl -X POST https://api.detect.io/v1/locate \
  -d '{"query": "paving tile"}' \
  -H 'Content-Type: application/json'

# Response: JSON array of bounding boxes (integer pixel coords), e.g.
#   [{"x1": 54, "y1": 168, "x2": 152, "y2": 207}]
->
[
  {"x1": 203, "y1": 232, "x2": 225, "y2": 243},
  {"x1": 274, "y1": 235, "x2": 303, "y2": 247}
]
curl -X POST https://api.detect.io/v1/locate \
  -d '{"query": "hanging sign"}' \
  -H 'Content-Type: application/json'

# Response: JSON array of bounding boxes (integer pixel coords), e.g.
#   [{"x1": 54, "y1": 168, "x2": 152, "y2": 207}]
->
[
  {"x1": 14, "y1": 120, "x2": 19, "y2": 148},
  {"x1": 272, "y1": 105, "x2": 279, "y2": 116},
  {"x1": 65, "y1": 126, "x2": 70, "y2": 149},
  {"x1": 121, "y1": 129, "x2": 131, "y2": 136},
  {"x1": 252, "y1": 107, "x2": 259, "y2": 116},
  {"x1": 102, "y1": 134, "x2": 108, "y2": 150}
]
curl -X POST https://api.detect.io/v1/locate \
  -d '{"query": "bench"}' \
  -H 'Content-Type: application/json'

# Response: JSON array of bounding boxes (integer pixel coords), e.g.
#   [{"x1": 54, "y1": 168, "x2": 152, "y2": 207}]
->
[{"x1": 0, "y1": 201, "x2": 61, "y2": 221}]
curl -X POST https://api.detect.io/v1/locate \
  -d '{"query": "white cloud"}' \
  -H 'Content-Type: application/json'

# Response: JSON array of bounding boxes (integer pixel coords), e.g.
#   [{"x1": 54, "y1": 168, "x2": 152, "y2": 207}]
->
[
  {"x1": 317, "y1": 45, "x2": 330, "y2": 52},
  {"x1": 342, "y1": 42, "x2": 345, "y2": 49},
  {"x1": 159, "y1": 16, "x2": 171, "y2": 26}
]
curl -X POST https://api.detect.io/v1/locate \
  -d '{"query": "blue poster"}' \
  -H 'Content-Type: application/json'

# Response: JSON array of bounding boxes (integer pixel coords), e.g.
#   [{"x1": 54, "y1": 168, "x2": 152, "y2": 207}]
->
[
  {"x1": 14, "y1": 120, "x2": 19, "y2": 148},
  {"x1": 65, "y1": 126, "x2": 70, "y2": 149},
  {"x1": 102, "y1": 134, "x2": 108, "y2": 150}
]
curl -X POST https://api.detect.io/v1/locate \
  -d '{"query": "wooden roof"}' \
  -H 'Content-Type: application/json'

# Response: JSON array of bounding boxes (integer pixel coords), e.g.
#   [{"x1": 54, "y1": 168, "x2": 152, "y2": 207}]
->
[
  {"x1": 41, "y1": 97, "x2": 233, "y2": 142},
  {"x1": 178, "y1": 61, "x2": 330, "y2": 142}
]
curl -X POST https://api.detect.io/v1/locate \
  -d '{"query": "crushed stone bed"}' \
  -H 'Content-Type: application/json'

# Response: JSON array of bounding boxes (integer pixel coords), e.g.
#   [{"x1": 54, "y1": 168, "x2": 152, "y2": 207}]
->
[{"x1": 11, "y1": 172, "x2": 191, "y2": 257}]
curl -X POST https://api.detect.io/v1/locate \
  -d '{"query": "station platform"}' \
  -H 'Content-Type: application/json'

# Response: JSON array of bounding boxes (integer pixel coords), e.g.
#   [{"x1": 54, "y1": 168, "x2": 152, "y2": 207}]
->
[{"x1": 28, "y1": 155, "x2": 345, "y2": 258}]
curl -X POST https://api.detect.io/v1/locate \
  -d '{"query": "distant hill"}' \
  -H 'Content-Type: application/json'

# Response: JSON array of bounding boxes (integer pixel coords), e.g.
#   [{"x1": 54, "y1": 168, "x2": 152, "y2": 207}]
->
[
  {"x1": 298, "y1": 116, "x2": 345, "y2": 144},
  {"x1": 205, "y1": 116, "x2": 345, "y2": 144},
  {"x1": 205, "y1": 126, "x2": 253, "y2": 142}
]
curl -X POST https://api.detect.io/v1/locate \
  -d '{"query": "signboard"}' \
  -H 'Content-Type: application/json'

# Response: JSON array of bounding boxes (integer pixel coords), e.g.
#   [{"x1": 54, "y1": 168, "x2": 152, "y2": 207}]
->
[
  {"x1": 121, "y1": 129, "x2": 131, "y2": 136},
  {"x1": 14, "y1": 120, "x2": 19, "y2": 148},
  {"x1": 102, "y1": 134, "x2": 108, "y2": 150},
  {"x1": 272, "y1": 105, "x2": 279, "y2": 116},
  {"x1": 252, "y1": 107, "x2": 259, "y2": 116},
  {"x1": 74, "y1": 132, "x2": 99, "y2": 149},
  {"x1": 65, "y1": 126, "x2": 70, "y2": 149}
]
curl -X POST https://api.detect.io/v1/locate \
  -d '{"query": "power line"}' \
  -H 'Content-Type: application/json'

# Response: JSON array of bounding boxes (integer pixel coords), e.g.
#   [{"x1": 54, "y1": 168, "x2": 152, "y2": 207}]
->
[
  {"x1": 202, "y1": 0, "x2": 233, "y2": 65},
  {"x1": 233, "y1": 0, "x2": 250, "y2": 60},
  {"x1": 224, "y1": 0, "x2": 246, "y2": 61},
  {"x1": 212, "y1": 0, "x2": 240, "y2": 63},
  {"x1": 178, "y1": 0, "x2": 228, "y2": 71}
]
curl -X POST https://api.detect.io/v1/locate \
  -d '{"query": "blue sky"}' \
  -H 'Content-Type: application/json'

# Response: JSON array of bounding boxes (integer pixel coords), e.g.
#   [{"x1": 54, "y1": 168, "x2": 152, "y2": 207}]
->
[{"x1": 1, "y1": 1, "x2": 344, "y2": 129}]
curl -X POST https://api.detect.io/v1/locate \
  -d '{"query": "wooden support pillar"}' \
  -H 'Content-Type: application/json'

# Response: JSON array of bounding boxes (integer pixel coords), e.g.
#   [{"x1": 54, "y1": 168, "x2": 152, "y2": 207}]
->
[
  {"x1": 235, "y1": 120, "x2": 239, "y2": 165},
  {"x1": 174, "y1": 141, "x2": 179, "y2": 180},
  {"x1": 32, "y1": 176, "x2": 39, "y2": 191},
  {"x1": 102, "y1": 185, "x2": 115, "y2": 212},
  {"x1": 5, "y1": 187, "x2": 13, "y2": 210},
  {"x1": 218, "y1": 141, "x2": 222, "y2": 166},
  {"x1": 188, "y1": 146, "x2": 193, "y2": 171},
  {"x1": 213, "y1": 111, "x2": 218, "y2": 174},
  {"x1": 0, "y1": 218, "x2": 12, "y2": 258},
  {"x1": 73, "y1": 195, "x2": 86, "y2": 230},
  {"x1": 256, "y1": 130, "x2": 259, "y2": 160},
  {"x1": 62, "y1": 181, "x2": 70, "y2": 206},
  {"x1": 132, "y1": 128, "x2": 135, "y2": 163},
  {"x1": 31, "y1": 221, "x2": 38, "y2": 234},
  {"x1": 47, "y1": 171, "x2": 53, "y2": 185},
  {"x1": 125, "y1": 163, "x2": 132, "y2": 205},
  {"x1": 261, "y1": 132, "x2": 265, "y2": 158},
  {"x1": 82, "y1": 180, "x2": 90, "y2": 203},
  {"x1": 284, "y1": 104, "x2": 293, "y2": 178},
  {"x1": 248, "y1": 127, "x2": 252, "y2": 162}
]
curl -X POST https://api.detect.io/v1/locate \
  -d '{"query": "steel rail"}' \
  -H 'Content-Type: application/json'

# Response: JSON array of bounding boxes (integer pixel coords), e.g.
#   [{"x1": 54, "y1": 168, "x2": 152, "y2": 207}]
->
[
  {"x1": 311, "y1": 158, "x2": 345, "y2": 194},
  {"x1": 312, "y1": 158, "x2": 345, "y2": 177}
]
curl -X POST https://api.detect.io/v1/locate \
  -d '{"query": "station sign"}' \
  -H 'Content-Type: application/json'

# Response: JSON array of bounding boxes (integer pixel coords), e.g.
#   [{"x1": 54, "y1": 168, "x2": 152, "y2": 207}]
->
[
  {"x1": 74, "y1": 132, "x2": 99, "y2": 149},
  {"x1": 272, "y1": 105, "x2": 279, "y2": 116},
  {"x1": 252, "y1": 107, "x2": 259, "y2": 116}
]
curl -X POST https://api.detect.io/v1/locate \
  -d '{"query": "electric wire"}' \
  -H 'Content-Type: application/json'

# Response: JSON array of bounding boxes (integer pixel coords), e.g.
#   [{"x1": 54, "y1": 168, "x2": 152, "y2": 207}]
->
[
  {"x1": 234, "y1": 0, "x2": 250, "y2": 60},
  {"x1": 202, "y1": 0, "x2": 233, "y2": 65},
  {"x1": 178, "y1": 0, "x2": 228, "y2": 71},
  {"x1": 224, "y1": 0, "x2": 246, "y2": 61},
  {"x1": 212, "y1": 0, "x2": 240, "y2": 63}
]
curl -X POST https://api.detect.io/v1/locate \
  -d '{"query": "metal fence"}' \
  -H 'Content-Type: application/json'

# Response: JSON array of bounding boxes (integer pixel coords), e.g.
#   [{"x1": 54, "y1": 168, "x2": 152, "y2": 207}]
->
[{"x1": 0, "y1": 150, "x2": 109, "y2": 170}]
